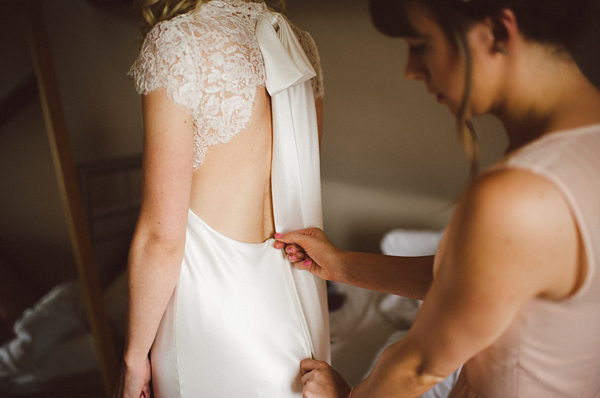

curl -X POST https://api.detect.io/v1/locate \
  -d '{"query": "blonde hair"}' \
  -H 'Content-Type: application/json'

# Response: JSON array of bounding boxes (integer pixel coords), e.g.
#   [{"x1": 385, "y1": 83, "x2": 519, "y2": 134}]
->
[{"x1": 134, "y1": 0, "x2": 286, "y2": 36}]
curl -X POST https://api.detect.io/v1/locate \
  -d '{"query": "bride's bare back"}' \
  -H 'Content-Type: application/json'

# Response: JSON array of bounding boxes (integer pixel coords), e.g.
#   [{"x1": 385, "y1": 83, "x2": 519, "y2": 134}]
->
[
  {"x1": 128, "y1": 3, "x2": 324, "y2": 244},
  {"x1": 189, "y1": 86, "x2": 275, "y2": 243}
]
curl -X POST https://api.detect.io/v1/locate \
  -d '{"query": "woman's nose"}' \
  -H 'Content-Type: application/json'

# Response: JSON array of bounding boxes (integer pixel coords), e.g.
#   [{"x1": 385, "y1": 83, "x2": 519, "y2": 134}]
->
[{"x1": 404, "y1": 55, "x2": 426, "y2": 81}]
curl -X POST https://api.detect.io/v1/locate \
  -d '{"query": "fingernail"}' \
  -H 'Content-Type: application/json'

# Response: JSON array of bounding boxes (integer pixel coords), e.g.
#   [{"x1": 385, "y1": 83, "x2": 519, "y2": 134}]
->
[
  {"x1": 274, "y1": 233, "x2": 282, "y2": 238},
  {"x1": 303, "y1": 260, "x2": 311, "y2": 266},
  {"x1": 288, "y1": 255, "x2": 295, "y2": 261}
]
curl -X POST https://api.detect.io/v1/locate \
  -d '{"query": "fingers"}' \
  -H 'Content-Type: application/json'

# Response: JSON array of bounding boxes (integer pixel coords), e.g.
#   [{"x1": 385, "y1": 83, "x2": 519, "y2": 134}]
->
[
  {"x1": 274, "y1": 228, "x2": 323, "y2": 246},
  {"x1": 284, "y1": 244, "x2": 306, "y2": 262},
  {"x1": 301, "y1": 360, "x2": 322, "y2": 386},
  {"x1": 273, "y1": 228, "x2": 338, "y2": 280},
  {"x1": 114, "y1": 358, "x2": 153, "y2": 398},
  {"x1": 301, "y1": 359, "x2": 351, "y2": 398},
  {"x1": 274, "y1": 231, "x2": 317, "y2": 265},
  {"x1": 300, "y1": 358, "x2": 322, "y2": 376},
  {"x1": 273, "y1": 228, "x2": 325, "y2": 263},
  {"x1": 273, "y1": 241, "x2": 310, "y2": 264}
]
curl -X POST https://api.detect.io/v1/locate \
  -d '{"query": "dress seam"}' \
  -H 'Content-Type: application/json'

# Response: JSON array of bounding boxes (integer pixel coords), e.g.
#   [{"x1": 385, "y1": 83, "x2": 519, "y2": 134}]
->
[{"x1": 282, "y1": 257, "x2": 315, "y2": 358}]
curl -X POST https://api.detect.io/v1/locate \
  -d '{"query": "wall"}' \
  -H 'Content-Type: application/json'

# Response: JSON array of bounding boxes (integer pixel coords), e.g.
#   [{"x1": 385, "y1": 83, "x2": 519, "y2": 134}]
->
[
  {"x1": 0, "y1": 6, "x2": 74, "y2": 297},
  {"x1": 0, "y1": 0, "x2": 143, "y2": 298},
  {"x1": 287, "y1": 0, "x2": 509, "y2": 201}
]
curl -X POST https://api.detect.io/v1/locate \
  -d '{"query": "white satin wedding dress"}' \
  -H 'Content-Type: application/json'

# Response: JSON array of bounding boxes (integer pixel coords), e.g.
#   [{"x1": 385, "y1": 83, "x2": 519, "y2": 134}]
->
[{"x1": 128, "y1": 1, "x2": 330, "y2": 396}]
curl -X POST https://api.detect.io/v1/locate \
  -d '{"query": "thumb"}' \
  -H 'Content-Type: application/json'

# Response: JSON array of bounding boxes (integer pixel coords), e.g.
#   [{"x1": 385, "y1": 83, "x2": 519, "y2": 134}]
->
[{"x1": 274, "y1": 228, "x2": 322, "y2": 248}]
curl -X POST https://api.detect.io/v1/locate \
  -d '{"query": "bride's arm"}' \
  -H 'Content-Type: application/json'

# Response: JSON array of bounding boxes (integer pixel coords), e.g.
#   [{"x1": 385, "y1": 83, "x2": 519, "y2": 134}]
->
[{"x1": 119, "y1": 89, "x2": 194, "y2": 397}]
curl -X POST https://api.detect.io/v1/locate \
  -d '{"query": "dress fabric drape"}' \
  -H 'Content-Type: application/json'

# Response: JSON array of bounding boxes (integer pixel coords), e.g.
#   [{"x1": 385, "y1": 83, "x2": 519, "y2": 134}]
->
[
  {"x1": 256, "y1": 9, "x2": 330, "y2": 365},
  {"x1": 150, "y1": 8, "x2": 330, "y2": 398}
]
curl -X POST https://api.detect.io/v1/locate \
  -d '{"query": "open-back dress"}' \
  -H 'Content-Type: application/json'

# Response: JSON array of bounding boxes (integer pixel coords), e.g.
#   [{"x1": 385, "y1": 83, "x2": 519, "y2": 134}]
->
[{"x1": 128, "y1": 1, "x2": 330, "y2": 396}]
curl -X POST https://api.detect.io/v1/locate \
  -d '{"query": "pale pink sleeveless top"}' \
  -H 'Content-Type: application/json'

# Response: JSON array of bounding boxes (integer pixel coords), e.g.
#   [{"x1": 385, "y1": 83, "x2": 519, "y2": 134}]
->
[{"x1": 450, "y1": 124, "x2": 600, "y2": 398}]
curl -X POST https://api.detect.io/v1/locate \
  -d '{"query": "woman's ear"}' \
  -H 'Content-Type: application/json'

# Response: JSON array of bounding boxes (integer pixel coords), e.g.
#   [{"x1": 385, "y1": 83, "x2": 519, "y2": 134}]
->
[{"x1": 490, "y1": 8, "x2": 519, "y2": 55}]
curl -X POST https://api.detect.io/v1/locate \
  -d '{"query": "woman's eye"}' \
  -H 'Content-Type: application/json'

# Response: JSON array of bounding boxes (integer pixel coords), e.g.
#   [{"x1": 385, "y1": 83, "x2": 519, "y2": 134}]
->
[{"x1": 408, "y1": 43, "x2": 427, "y2": 55}]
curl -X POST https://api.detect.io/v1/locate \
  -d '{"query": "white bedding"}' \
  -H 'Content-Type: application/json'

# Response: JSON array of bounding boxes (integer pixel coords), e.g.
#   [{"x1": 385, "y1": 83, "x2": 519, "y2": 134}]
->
[{"x1": 0, "y1": 273, "x2": 127, "y2": 392}]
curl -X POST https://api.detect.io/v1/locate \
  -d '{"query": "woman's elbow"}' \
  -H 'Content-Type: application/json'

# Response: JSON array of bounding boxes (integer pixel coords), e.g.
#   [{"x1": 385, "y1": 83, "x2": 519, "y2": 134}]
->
[
  {"x1": 377, "y1": 343, "x2": 447, "y2": 394},
  {"x1": 130, "y1": 226, "x2": 186, "y2": 261}
]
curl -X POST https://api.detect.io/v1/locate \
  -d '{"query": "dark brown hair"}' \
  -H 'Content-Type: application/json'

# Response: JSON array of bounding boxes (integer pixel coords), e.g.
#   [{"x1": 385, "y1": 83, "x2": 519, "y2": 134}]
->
[
  {"x1": 370, "y1": 0, "x2": 591, "y2": 48},
  {"x1": 369, "y1": 0, "x2": 592, "y2": 176}
]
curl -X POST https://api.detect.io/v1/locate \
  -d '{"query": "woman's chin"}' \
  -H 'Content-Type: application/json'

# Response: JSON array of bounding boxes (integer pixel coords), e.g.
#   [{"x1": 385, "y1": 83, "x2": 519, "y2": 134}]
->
[{"x1": 436, "y1": 94, "x2": 455, "y2": 114}]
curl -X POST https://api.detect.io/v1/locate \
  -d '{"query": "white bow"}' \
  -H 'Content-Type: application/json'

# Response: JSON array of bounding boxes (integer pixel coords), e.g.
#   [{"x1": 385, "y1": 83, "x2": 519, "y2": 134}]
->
[
  {"x1": 255, "y1": 10, "x2": 331, "y2": 365},
  {"x1": 255, "y1": 11, "x2": 316, "y2": 95}
]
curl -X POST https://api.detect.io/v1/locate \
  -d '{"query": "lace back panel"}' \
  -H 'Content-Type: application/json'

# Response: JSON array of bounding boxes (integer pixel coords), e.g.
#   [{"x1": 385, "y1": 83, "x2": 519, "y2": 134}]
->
[{"x1": 128, "y1": 0, "x2": 324, "y2": 169}]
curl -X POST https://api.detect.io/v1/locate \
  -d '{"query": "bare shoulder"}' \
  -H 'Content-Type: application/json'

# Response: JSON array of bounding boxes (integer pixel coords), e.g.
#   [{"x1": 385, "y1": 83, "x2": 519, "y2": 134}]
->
[
  {"x1": 404, "y1": 168, "x2": 583, "y2": 373},
  {"x1": 458, "y1": 168, "x2": 571, "y2": 233},
  {"x1": 447, "y1": 167, "x2": 582, "y2": 299}
]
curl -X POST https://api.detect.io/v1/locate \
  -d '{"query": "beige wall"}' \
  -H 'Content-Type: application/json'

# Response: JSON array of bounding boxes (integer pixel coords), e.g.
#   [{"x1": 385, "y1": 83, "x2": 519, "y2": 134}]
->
[
  {"x1": 287, "y1": 0, "x2": 509, "y2": 200},
  {"x1": 1, "y1": 0, "x2": 599, "y2": 293}
]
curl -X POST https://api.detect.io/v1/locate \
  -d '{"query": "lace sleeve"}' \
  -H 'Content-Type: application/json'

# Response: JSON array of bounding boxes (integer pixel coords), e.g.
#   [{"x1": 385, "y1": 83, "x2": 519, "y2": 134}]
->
[
  {"x1": 128, "y1": 18, "x2": 200, "y2": 114},
  {"x1": 290, "y1": 24, "x2": 324, "y2": 99}
]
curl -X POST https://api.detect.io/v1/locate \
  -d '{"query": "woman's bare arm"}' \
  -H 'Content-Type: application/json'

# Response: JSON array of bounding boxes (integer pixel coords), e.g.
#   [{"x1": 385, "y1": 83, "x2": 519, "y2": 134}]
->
[
  {"x1": 281, "y1": 168, "x2": 582, "y2": 397},
  {"x1": 120, "y1": 89, "x2": 194, "y2": 395},
  {"x1": 275, "y1": 229, "x2": 434, "y2": 300},
  {"x1": 334, "y1": 251, "x2": 434, "y2": 300},
  {"x1": 350, "y1": 169, "x2": 582, "y2": 397}
]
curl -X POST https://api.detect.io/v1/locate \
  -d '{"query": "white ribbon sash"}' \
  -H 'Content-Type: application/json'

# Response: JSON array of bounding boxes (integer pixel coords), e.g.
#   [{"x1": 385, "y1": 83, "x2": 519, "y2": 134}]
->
[{"x1": 256, "y1": 11, "x2": 330, "y2": 363}]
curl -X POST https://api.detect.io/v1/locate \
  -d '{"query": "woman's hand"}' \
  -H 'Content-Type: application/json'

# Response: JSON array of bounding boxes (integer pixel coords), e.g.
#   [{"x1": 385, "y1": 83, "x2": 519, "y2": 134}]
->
[
  {"x1": 301, "y1": 359, "x2": 351, "y2": 398},
  {"x1": 274, "y1": 228, "x2": 344, "y2": 282},
  {"x1": 113, "y1": 357, "x2": 152, "y2": 398}
]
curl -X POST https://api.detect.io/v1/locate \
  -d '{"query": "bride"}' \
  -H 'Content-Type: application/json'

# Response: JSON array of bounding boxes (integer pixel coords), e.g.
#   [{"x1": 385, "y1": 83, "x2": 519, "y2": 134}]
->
[{"x1": 114, "y1": 1, "x2": 330, "y2": 397}]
